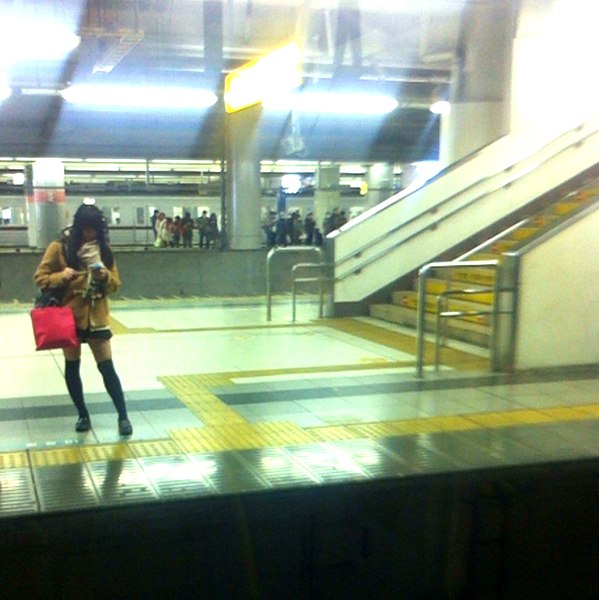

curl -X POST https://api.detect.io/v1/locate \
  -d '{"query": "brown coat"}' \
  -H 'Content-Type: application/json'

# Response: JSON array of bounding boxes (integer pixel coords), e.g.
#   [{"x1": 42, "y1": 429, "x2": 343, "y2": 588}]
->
[{"x1": 33, "y1": 240, "x2": 121, "y2": 331}]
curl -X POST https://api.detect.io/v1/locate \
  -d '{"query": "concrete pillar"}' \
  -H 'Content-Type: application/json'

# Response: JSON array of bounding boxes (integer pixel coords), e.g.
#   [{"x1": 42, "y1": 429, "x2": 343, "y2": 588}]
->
[
  {"x1": 25, "y1": 159, "x2": 67, "y2": 249},
  {"x1": 365, "y1": 163, "x2": 393, "y2": 208},
  {"x1": 314, "y1": 164, "x2": 340, "y2": 233},
  {"x1": 440, "y1": 1, "x2": 515, "y2": 166},
  {"x1": 225, "y1": 105, "x2": 263, "y2": 249}
]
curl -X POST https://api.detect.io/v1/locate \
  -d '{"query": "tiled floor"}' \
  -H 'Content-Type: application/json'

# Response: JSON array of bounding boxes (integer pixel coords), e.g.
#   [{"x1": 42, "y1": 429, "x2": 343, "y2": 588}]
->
[{"x1": 0, "y1": 296, "x2": 598, "y2": 515}]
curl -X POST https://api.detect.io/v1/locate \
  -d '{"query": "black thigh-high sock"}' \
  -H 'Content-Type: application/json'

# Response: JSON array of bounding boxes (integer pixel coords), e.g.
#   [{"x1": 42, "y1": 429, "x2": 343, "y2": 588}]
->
[
  {"x1": 97, "y1": 359, "x2": 128, "y2": 420},
  {"x1": 65, "y1": 359, "x2": 89, "y2": 419}
]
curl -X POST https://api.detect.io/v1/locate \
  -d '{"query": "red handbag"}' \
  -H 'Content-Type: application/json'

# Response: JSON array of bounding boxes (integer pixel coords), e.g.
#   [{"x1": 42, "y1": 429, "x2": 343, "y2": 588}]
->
[{"x1": 30, "y1": 306, "x2": 78, "y2": 351}]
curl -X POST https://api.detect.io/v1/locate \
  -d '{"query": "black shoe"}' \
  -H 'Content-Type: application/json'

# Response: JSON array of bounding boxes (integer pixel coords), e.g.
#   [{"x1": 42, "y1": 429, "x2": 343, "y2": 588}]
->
[
  {"x1": 118, "y1": 418, "x2": 133, "y2": 436},
  {"x1": 75, "y1": 416, "x2": 91, "y2": 432}
]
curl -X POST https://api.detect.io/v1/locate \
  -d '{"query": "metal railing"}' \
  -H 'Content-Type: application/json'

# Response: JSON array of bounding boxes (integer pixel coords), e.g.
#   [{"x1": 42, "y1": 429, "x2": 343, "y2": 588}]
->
[
  {"x1": 266, "y1": 246, "x2": 323, "y2": 321},
  {"x1": 291, "y1": 262, "x2": 333, "y2": 321},
  {"x1": 433, "y1": 287, "x2": 496, "y2": 370},
  {"x1": 416, "y1": 260, "x2": 503, "y2": 378}
]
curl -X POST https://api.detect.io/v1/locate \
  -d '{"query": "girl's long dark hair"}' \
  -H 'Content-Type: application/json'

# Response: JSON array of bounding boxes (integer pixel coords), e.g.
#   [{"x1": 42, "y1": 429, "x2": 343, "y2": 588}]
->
[{"x1": 64, "y1": 204, "x2": 114, "y2": 269}]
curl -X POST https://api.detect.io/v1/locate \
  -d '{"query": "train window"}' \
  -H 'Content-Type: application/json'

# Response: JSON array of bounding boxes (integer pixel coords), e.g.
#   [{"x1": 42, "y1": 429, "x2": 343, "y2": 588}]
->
[
  {"x1": 136, "y1": 207, "x2": 145, "y2": 225},
  {"x1": 111, "y1": 207, "x2": 121, "y2": 225},
  {"x1": 173, "y1": 206, "x2": 183, "y2": 218},
  {"x1": 2, "y1": 207, "x2": 11, "y2": 224}
]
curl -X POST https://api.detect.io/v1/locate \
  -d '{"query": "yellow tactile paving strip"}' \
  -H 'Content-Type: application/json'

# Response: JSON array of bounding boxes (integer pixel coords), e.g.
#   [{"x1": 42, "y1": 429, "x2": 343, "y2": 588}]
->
[
  {"x1": 0, "y1": 452, "x2": 29, "y2": 469},
  {"x1": 1, "y1": 403, "x2": 597, "y2": 468}
]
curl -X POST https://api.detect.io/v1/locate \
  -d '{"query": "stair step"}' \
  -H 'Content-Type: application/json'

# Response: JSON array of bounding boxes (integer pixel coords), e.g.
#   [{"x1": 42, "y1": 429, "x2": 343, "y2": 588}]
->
[
  {"x1": 392, "y1": 291, "x2": 491, "y2": 325},
  {"x1": 369, "y1": 304, "x2": 490, "y2": 347},
  {"x1": 491, "y1": 239, "x2": 518, "y2": 253},
  {"x1": 510, "y1": 226, "x2": 539, "y2": 241},
  {"x1": 531, "y1": 213, "x2": 560, "y2": 228},
  {"x1": 468, "y1": 252, "x2": 500, "y2": 261},
  {"x1": 449, "y1": 268, "x2": 496, "y2": 287},
  {"x1": 424, "y1": 278, "x2": 494, "y2": 304},
  {"x1": 553, "y1": 201, "x2": 581, "y2": 215}
]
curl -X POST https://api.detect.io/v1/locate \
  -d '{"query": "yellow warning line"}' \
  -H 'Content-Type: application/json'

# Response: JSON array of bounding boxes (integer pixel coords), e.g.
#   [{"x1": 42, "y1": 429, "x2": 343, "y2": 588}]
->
[
  {"x1": 2, "y1": 403, "x2": 597, "y2": 468},
  {"x1": 0, "y1": 451, "x2": 29, "y2": 469}
]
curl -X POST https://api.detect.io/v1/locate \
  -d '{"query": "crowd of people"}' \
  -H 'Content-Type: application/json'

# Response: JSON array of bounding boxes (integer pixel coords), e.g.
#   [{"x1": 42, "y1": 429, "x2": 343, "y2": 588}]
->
[
  {"x1": 263, "y1": 207, "x2": 348, "y2": 248},
  {"x1": 151, "y1": 206, "x2": 350, "y2": 250},
  {"x1": 151, "y1": 210, "x2": 220, "y2": 248}
]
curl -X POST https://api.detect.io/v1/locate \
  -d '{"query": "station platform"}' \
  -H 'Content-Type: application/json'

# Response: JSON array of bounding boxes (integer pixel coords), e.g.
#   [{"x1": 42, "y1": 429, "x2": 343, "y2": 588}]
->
[{"x1": 1, "y1": 297, "x2": 597, "y2": 598}]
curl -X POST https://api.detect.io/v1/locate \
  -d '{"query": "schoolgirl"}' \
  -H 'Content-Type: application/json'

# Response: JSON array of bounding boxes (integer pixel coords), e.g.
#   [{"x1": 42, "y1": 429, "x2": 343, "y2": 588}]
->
[{"x1": 34, "y1": 203, "x2": 132, "y2": 436}]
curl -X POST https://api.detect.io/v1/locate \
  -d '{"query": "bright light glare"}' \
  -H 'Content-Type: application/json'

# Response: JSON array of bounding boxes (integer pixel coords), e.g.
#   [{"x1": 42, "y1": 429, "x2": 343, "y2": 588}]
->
[
  {"x1": 0, "y1": 85, "x2": 11, "y2": 102},
  {"x1": 0, "y1": 19, "x2": 80, "y2": 64},
  {"x1": 61, "y1": 85, "x2": 218, "y2": 109},
  {"x1": 224, "y1": 42, "x2": 302, "y2": 113},
  {"x1": 263, "y1": 92, "x2": 398, "y2": 115},
  {"x1": 430, "y1": 100, "x2": 450, "y2": 115},
  {"x1": 281, "y1": 174, "x2": 302, "y2": 193}
]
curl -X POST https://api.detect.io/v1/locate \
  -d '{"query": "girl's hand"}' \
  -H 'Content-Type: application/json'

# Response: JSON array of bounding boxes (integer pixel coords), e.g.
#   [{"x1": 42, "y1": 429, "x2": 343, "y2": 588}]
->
[
  {"x1": 62, "y1": 267, "x2": 78, "y2": 282},
  {"x1": 91, "y1": 267, "x2": 108, "y2": 281}
]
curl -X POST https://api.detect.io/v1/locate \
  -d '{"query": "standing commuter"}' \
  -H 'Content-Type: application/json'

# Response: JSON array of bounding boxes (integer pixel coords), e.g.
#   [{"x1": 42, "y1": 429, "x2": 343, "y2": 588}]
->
[
  {"x1": 304, "y1": 212, "x2": 315, "y2": 245},
  {"x1": 181, "y1": 212, "x2": 194, "y2": 247},
  {"x1": 197, "y1": 210, "x2": 209, "y2": 248},
  {"x1": 150, "y1": 209, "x2": 160, "y2": 239},
  {"x1": 206, "y1": 212, "x2": 219, "y2": 248},
  {"x1": 33, "y1": 203, "x2": 133, "y2": 436},
  {"x1": 173, "y1": 215, "x2": 182, "y2": 247}
]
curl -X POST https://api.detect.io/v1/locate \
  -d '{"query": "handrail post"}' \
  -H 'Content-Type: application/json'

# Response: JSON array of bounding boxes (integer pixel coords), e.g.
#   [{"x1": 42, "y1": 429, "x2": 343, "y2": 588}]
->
[
  {"x1": 416, "y1": 265, "x2": 431, "y2": 378},
  {"x1": 291, "y1": 275, "x2": 297, "y2": 322},
  {"x1": 266, "y1": 247, "x2": 276, "y2": 321},
  {"x1": 266, "y1": 247, "x2": 323, "y2": 322},
  {"x1": 318, "y1": 263, "x2": 325, "y2": 318},
  {"x1": 434, "y1": 294, "x2": 444, "y2": 371}
]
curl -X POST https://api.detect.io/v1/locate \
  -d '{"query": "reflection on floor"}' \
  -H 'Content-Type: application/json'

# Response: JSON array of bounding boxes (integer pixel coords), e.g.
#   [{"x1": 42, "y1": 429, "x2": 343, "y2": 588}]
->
[{"x1": 0, "y1": 297, "x2": 597, "y2": 516}]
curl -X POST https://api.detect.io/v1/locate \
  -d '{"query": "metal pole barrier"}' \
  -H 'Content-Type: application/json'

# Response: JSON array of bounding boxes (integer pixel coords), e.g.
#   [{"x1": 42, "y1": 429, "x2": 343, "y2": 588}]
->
[
  {"x1": 291, "y1": 275, "x2": 297, "y2": 322},
  {"x1": 435, "y1": 295, "x2": 443, "y2": 371},
  {"x1": 416, "y1": 265, "x2": 430, "y2": 378},
  {"x1": 266, "y1": 247, "x2": 323, "y2": 321},
  {"x1": 266, "y1": 247, "x2": 275, "y2": 321},
  {"x1": 416, "y1": 260, "x2": 498, "y2": 377},
  {"x1": 319, "y1": 263, "x2": 324, "y2": 319}
]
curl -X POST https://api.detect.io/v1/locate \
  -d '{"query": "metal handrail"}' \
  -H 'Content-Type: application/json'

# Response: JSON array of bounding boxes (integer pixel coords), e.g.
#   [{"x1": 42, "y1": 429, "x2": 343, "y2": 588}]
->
[
  {"x1": 291, "y1": 262, "x2": 334, "y2": 322},
  {"x1": 416, "y1": 260, "x2": 499, "y2": 378},
  {"x1": 334, "y1": 119, "x2": 599, "y2": 279},
  {"x1": 266, "y1": 246, "x2": 323, "y2": 321},
  {"x1": 434, "y1": 287, "x2": 496, "y2": 370}
]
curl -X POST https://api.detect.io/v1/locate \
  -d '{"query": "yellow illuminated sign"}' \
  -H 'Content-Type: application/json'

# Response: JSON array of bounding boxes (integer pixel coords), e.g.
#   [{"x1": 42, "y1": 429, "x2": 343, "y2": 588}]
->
[{"x1": 224, "y1": 42, "x2": 302, "y2": 113}]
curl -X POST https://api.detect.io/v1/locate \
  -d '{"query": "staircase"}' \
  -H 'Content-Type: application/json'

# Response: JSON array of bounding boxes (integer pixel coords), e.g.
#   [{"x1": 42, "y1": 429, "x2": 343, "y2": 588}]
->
[{"x1": 369, "y1": 184, "x2": 599, "y2": 349}]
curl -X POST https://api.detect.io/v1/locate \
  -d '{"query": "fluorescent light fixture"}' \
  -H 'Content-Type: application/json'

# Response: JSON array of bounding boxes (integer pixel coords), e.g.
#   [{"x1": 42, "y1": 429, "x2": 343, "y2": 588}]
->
[
  {"x1": 263, "y1": 92, "x2": 399, "y2": 115},
  {"x1": 224, "y1": 42, "x2": 302, "y2": 113},
  {"x1": 21, "y1": 88, "x2": 61, "y2": 96},
  {"x1": 0, "y1": 19, "x2": 79, "y2": 64},
  {"x1": 61, "y1": 85, "x2": 218, "y2": 109},
  {"x1": 430, "y1": 100, "x2": 450, "y2": 114}
]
